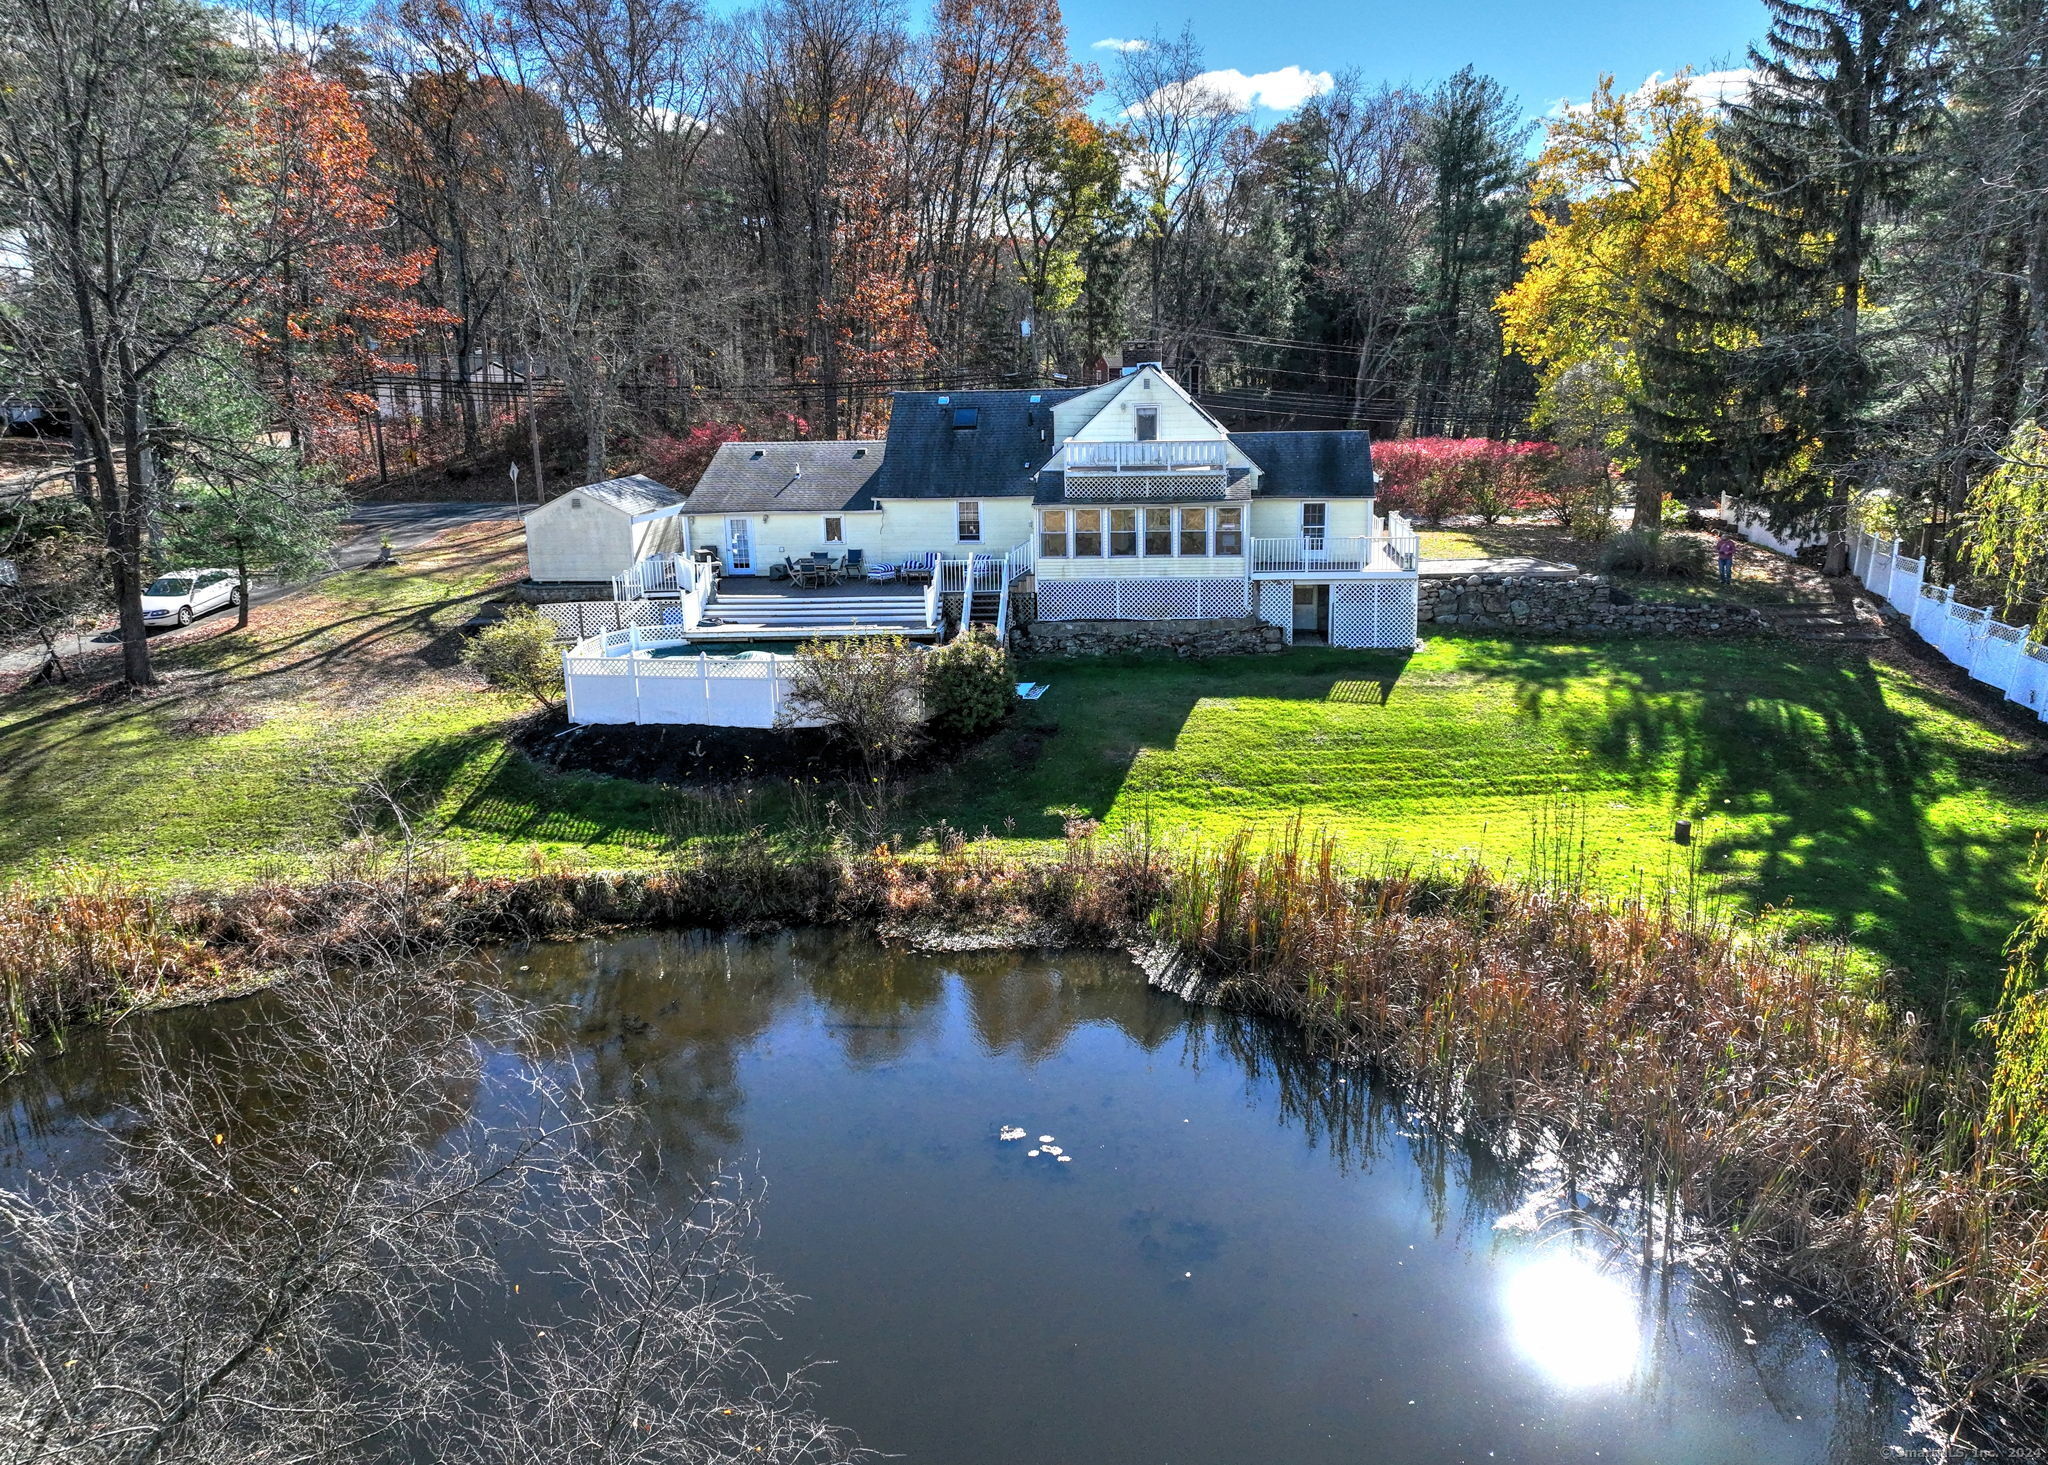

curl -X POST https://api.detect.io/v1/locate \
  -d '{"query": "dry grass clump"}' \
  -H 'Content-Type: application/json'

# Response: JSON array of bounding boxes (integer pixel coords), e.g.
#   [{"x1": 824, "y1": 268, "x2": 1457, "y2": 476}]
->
[
  {"x1": 0, "y1": 870, "x2": 219, "y2": 1061},
  {"x1": 1151, "y1": 821, "x2": 2048, "y2": 1445}
]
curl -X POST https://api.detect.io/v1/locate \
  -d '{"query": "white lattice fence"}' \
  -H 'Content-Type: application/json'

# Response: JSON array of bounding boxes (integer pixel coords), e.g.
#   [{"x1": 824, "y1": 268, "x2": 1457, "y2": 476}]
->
[
  {"x1": 535, "y1": 600, "x2": 675, "y2": 641},
  {"x1": 1256, "y1": 581, "x2": 1294, "y2": 644},
  {"x1": 1331, "y1": 581, "x2": 1418, "y2": 649},
  {"x1": 1034, "y1": 578, "x2": 1248, "y2": 621}
]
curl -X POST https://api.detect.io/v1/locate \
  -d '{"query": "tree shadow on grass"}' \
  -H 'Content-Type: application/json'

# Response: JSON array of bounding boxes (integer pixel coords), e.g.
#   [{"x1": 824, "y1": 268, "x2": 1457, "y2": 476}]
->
[
  {"x1": 376, "y1": 722, "x2": 672, "y2": 857},
  {"x1": 1450, "y1": 635, "x2": 2047, "y2": 1016},
  {"x1": 913, "y1": 648, "x2": 1413, "y2": 842}
]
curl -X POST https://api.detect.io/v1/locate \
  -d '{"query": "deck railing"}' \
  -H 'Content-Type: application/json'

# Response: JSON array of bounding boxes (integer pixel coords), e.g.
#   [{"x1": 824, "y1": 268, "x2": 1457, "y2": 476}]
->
[
  {"x1": 1248, "y1": 534, "x2": 1418, "y2": 575},
  {"x1": 1064, "y1": 440, "x2": 1229, "y2": 471}
]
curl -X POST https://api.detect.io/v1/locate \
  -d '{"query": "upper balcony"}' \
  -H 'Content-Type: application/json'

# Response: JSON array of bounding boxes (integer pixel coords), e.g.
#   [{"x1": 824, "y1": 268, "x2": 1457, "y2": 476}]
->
[
  {"x1": 1052, "y1": 439, "x2": 1234, "y2": 502},
  {"x1": 1062, "y1": 440, "x2": 1229, "y2": 473}
]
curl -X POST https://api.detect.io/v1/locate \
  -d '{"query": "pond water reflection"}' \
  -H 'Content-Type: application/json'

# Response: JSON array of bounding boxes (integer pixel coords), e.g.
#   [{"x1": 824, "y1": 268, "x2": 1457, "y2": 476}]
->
[{"x1": 0, "y1": 929, "x2": 1927, "y2": 1464}]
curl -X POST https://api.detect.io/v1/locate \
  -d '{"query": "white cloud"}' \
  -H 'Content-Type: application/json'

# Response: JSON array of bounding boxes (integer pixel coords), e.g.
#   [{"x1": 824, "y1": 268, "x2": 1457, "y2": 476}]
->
[
  {"x1": 1092, "y1": 36, "x2": 1149, "y2": 52},
  {"x1": 1197, "y1": 65, "x2": 1332, "y2": 112},
  {"x1": 1123, "y1": 64, "x2": 1333, "y2": 119},
  {"x1": 1553, "y1": 67, "x2": 1757, "y2": 117}
]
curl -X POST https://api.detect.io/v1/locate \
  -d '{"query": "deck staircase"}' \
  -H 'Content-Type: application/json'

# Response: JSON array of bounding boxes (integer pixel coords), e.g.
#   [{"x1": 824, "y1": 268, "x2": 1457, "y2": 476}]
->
[{"x1": 692, "y1": 591, "x2": 934, "y2": 640}]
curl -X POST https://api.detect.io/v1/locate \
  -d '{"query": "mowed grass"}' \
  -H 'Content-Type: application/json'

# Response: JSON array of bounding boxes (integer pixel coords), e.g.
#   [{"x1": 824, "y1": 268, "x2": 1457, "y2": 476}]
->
[
  {"x1": 913, "y1": 638, "x2": 2048, "y2": 1014},
  {"x1": 0, "y1": 523, "x2": 674, "y2": 886},
  {"x1": 2, "y1": 521, "x2": 2043, "y2": 1012}
]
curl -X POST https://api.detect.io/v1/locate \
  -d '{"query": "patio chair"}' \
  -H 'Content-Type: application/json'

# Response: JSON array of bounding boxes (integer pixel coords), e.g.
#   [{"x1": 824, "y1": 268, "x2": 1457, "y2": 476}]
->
[
  {"x1": 901, "y1": 552, "x2": 936, "y2": 585},
  {"x1": 783, "y1": 556, "x2": 816, "y2": 588},
  {"x1": 866, "y1": 561, "x2": 898, "y2": 584},
  {"x1": 843, "y1": 548, "x2": 865, "y2": 576}
]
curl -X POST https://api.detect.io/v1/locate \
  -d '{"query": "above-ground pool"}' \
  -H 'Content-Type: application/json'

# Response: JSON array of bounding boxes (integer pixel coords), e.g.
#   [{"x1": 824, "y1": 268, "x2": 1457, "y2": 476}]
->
[{"x1": 642, "y1": 641, "x2": 790, "y2": 659}]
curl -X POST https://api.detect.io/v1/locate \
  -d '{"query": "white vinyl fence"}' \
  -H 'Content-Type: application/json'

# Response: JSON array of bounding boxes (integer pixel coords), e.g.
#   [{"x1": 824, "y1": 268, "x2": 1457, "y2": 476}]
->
[
  {"x1": 1842, "y1": 528, "x2": 2048, "y2": 721},
  {"x1": 563, "y1": 629, "x2": 815, "y2": 728}
]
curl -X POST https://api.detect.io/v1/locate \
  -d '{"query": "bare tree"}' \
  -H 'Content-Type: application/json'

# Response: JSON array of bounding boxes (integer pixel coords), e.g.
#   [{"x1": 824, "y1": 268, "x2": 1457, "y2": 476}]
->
[{"x1": 0, "y1": 963, "x2": 868, "y2": 1465}]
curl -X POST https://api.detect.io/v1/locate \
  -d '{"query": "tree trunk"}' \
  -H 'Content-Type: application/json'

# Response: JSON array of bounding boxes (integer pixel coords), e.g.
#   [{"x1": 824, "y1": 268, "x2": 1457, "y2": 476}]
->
[
  {"x1": 235, "y1": 547, "x2": 251, "y2": 630},
  {"x1": 1630, "y1": 463, "x2": 1664, "y2": 533}
]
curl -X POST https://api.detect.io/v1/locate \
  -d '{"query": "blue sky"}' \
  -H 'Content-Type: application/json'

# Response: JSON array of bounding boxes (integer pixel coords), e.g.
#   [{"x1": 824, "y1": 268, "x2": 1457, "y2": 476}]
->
[{"x1": 1067, "y1": 0, "x2": 1770, "y2": 121}]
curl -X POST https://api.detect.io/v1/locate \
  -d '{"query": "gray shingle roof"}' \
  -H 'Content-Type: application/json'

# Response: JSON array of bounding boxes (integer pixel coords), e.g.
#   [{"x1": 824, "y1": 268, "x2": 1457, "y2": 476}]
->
[
  {"x1": 569, "y1": 474, "x2": 686, "y2": 514},
  {"x1": 677, "y1": 393, "x2": 1376, "y2": 514},
  {"x1": 1232, "y1": 431, "x2": 1376, "y2": 497},
  {"x1": 869, "y1": 389, "x2": 1090, "y2": 500},
  {"x1": 685, "y1": 441, "x2": 886, "y2": 514}
]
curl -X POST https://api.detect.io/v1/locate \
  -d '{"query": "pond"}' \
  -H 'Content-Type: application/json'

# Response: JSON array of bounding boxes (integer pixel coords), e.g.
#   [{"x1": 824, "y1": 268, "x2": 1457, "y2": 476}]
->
[{"x1": 0, "y1": 930, "x2": 1928, "y2": 1463}]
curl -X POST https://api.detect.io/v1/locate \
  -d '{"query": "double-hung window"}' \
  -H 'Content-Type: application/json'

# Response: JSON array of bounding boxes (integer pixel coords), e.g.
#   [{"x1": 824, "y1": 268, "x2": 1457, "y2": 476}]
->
[
  {"x1": 1301, "y1": 501, "x2": 1327, "y2": 549},
  {"x1": 957, "y1": 500, "x2": 982, "y2": 543},
  {"x1": 1073, "y1": 508, "x2": 1103, "y2": 557},
  {"x1": 1215, "y1": 506, "x2": 1243, "y2": 556},
  {"x1": 1177, "y1": 506, "x2": 1209, "y2": 556},
  {"x1": 1144, "y1": 506, "x2": 1174, "y2": 556},
  {"x1": 823, "y1": 516, "x2": 844, "y2": 543},
  {"x1": 1039, "y1": 509, "x2": 1069, "y2": 558},
  {"x1": 1109, "y1": 508, "x2": 1139, "y2": 557},
  {"x1": 1135, "y1": 406, "x2": 1159, "y2": 442}
]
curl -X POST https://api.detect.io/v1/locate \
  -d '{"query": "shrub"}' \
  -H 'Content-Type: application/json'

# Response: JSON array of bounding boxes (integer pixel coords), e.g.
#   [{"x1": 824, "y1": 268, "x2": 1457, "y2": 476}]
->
[
  {"x1": 1596, "y1": 529, "x2": 1708, "y2": 578},
  {"x1": 1373, "y1": 438, "x2": 1554, "y2": 524},
  {"x1": 923, "y1": 627, "x2": 1015, "y2": 739},
  {"x1": 777, "y1": 635, "x2": 926, "y2": 782},
  {"x1": 1535, "y1": 447, "x2": 1621, "y2": 540},
  {"x1": 461, "y1": 608, "x2": 564, "y2": 709}
]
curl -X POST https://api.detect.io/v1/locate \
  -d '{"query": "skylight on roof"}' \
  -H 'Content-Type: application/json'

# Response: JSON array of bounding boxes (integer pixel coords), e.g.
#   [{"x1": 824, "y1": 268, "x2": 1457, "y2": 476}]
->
[{"x1": 952, "y1": 407, "x2": 979, "y2": 430}]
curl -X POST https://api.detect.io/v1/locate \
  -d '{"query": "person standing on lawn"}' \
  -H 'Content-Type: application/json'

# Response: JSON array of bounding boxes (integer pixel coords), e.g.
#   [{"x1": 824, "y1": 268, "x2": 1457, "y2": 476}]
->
[{"x1": 1716, "y1": 534, "x2": 1737, "y2": 586}]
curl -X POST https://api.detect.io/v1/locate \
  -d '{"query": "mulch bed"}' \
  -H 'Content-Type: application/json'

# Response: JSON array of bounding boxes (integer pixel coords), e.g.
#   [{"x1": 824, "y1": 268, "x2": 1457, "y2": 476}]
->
[{"x1": 514, "y1": 707, "x2": 860, "y2": 785}]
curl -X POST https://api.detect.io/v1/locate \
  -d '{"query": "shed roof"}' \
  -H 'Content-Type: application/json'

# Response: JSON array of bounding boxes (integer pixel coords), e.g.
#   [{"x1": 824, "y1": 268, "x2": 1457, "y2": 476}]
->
[{"x1": 558, "y1": 474, "x2": 685, "y2": 515}]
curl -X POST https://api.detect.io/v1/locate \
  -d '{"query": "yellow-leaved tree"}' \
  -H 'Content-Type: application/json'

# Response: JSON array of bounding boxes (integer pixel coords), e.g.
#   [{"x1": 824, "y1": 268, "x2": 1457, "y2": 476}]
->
[{"x1": 1497, "y1": 74, "x2": 1730, "y2": 528}]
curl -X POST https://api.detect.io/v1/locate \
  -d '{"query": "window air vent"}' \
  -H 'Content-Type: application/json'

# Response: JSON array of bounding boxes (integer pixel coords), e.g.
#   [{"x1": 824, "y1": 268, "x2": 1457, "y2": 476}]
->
[
  {"x1": 853, "y1": 447, "x2": 868, "y2": 458},
  {"x1": 750, "y1": 449, "x2": 765, "y2": 459}
]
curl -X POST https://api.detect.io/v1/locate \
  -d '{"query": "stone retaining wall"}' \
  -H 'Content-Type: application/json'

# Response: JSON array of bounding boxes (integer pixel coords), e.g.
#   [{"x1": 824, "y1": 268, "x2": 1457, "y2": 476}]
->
[
  {"x1": 1011, "y1": 616, "x2": 1286, "y2": 658},
  {"x1": 1420, "y1": 574, "x2": 1773, "y2": 637}
]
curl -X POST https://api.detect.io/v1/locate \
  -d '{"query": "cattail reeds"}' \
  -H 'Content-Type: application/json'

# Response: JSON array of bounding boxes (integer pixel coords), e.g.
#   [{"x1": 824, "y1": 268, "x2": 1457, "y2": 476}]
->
[{"x1": 1149, "y1": 820, "x2": 2048, "y2": 1447}]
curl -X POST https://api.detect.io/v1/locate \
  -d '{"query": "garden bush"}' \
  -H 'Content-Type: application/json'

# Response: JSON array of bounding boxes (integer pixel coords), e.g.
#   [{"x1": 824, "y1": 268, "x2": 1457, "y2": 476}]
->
[
  {"x1": 1596, "y1": 529, "x2": 1708, "y2": 578},
  {"x1": 923, "y1": 627, "x2": 1015, "y2": 739},
  {"x1": 461, "y1": 608, "x2": 565, "y2": 708}
]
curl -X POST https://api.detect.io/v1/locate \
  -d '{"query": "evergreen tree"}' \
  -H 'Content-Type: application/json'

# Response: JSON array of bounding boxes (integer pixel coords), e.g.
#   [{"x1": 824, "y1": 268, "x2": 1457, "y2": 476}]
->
[
  {"x1": 1638, "y1": 0, "x2": 1948, "y2": 571},
  {"x1": 1411, "y1": 67, "x2": 1533, "y2": 437}
]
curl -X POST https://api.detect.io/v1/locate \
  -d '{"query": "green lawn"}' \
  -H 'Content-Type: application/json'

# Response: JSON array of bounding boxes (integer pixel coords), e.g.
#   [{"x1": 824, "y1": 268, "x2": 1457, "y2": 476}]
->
[
  {"x1": 3, "y1": 524, "x2": 2042, "y2": 1014},
  {"x1": 910, "y1": 639, "x2": 2048, "y2": 1015}
]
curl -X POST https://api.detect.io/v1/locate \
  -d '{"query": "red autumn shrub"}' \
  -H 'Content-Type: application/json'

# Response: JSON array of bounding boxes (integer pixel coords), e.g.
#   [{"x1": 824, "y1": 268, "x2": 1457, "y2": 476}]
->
[{"x1": 1374, "y1": 438, "x2": 1555, "y2": 523}]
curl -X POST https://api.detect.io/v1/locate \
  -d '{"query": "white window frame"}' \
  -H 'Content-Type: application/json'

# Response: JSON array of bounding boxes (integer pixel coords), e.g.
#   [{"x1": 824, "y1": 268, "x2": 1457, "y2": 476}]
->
[
  {"x1": 957, "y1": 500, "x2": 982, "y2": 543},
  {"x1": 823, "y1": 516, "x2": 844, "y2": 543},
  {"x1": 1039, "y1": 509, "x2": 1069, "y2": 558},
  {"x1": 1301, "y1": 501, "x2": 1327, "y2": 549}
]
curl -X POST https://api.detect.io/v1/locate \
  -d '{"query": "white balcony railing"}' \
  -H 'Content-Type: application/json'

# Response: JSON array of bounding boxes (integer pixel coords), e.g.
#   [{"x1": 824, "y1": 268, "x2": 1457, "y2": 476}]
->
[
  {"x1": 1248, "y1": 534, "x2": 1419, "y2": 575},
  {"x1": 1063, "y1": 440, "x2": 1230, "y2": 472}
]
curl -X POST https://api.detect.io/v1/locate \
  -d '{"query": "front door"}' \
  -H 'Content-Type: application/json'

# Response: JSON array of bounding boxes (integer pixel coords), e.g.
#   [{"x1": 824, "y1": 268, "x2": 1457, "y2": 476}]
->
[
  {"x1": 725, "y1": 518, "x2": 754, "y2": 574},
  {"x1": 1292, "y1": 584, "x2": 1328, "y2": 636}
]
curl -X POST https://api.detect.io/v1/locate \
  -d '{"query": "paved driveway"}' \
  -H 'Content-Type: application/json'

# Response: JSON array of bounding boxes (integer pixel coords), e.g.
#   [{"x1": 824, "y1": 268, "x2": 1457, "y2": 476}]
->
[{"x1": 2, "y1": 500, "x2": 524, "y2": 677}]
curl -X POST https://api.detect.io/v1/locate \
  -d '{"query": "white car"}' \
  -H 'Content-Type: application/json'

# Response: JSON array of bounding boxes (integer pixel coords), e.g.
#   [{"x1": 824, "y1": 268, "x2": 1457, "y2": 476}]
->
[{"x1": 141, "y1": 568, "x2": 239, "y2": 628}]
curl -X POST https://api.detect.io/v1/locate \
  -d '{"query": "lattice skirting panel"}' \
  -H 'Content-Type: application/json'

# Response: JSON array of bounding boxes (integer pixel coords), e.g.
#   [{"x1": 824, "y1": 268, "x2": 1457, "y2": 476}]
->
[
  {"x1": 1034, "y1": 578, "x2": 1249, "y2": 621},
  {"x1": 1256, "y1": 581, "x2": 1294, "y2": 644},
  {"x1": 1330, "y1": 581, "x2": 1419, "y2": 649}
]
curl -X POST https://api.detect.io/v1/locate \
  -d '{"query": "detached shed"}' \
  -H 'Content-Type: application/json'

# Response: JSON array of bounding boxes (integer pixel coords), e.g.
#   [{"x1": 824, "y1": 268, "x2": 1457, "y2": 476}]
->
[{"x1": 523, "y1": 475, "x2": 686, "y2": 585}]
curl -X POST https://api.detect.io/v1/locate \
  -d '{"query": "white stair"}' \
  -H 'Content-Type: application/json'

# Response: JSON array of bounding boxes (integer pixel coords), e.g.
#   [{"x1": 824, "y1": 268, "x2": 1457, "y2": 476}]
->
[{"x1": 694, "y1": 593, "x2": 933, "y2": 639}]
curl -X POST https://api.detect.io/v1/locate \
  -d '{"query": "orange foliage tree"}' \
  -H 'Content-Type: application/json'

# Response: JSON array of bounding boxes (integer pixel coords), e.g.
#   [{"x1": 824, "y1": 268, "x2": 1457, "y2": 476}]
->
[
  {"x1": 224, "y1": 58, "x2": 452, "y2": 446},
  {"x1": 823, "y1": 134, "x2": 933, "y2": 438}
]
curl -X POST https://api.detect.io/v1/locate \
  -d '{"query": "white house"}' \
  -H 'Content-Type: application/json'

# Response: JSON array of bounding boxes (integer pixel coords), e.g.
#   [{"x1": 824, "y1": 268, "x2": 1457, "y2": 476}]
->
[
  {"x1": 669, "y1": 366, "x2": 1417, "y2": 648},
  {"x1": 523, "y1": 474, "x2": 686, "y2": 585}
]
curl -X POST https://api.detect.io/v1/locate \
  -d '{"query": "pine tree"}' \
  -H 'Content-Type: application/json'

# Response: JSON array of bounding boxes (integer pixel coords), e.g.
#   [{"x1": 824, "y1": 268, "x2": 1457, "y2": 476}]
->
[{"x1": 1638, "y1": 0, "x2": 1948, "y2": 571}]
